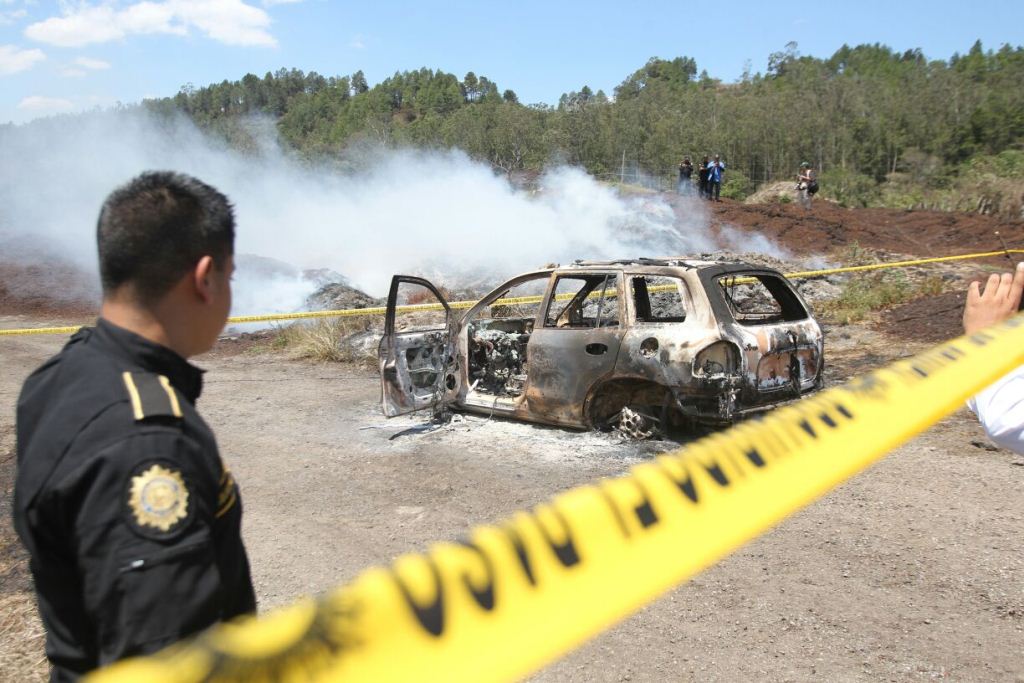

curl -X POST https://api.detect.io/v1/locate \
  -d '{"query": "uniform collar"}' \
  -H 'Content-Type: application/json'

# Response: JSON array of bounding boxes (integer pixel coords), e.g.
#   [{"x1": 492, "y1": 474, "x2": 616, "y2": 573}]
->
[{"x1": 92, "y1": 317, "x2": 205, "y2": 403}]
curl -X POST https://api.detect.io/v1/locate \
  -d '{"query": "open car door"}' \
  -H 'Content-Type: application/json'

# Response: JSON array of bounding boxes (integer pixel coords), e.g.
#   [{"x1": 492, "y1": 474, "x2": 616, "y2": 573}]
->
[{"x1": 378, "y1": 275, "x2": 459, "y2": 417}]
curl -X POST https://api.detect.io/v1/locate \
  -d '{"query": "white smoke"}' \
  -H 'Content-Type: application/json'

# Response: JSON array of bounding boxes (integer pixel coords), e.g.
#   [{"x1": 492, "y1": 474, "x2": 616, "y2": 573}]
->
[{"x1": 0, "y1": 109, "x2": 787, "y2": 317}]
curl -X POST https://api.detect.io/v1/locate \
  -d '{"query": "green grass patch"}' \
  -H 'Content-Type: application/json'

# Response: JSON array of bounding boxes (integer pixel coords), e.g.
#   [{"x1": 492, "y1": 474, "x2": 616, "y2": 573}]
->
[{"x1": 820, "y1": 272, "x2": 947, "y2": 324}]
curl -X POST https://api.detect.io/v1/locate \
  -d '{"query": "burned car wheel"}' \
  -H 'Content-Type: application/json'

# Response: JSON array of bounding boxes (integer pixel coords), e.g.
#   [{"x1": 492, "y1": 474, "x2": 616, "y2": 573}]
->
[
  {"x1": 587, "y1": 380, "x2": 681, "y2": 439},
  {"x1": 614, "y1": 405, "x2": 661, "y2": 440}
]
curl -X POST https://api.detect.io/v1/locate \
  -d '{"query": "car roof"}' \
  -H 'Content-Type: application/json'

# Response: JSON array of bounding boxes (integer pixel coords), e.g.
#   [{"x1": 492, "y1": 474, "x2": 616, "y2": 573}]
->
[{"x1": 566, "y1": 257, "x2": 770, "y2": 271}]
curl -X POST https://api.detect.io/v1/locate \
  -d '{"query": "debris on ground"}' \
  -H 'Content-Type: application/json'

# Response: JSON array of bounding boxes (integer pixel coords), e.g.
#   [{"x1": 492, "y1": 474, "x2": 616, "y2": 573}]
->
[{"x1": 306, "y1": 282, "x2": 383, "y2": 311}]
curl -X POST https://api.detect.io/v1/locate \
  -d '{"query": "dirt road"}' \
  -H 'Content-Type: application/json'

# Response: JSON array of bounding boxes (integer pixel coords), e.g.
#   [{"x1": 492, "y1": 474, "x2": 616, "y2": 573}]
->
[{"x1": 2, "y1": 317, "x2": 1022, "y2": 681}]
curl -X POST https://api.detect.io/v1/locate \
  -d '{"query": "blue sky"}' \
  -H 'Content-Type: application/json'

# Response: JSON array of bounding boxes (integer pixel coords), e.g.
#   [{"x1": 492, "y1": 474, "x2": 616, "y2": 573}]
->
[{"x1": 1, "y1": 0, "x2": 1021, "y2": 124}]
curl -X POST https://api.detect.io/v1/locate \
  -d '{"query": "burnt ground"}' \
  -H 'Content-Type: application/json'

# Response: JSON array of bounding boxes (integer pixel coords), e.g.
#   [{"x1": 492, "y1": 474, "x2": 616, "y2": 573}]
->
[
  {"x1": 875, "y1": 291, "x2": 968, "y2": 345},
  {"x1": 0, "y1": 232, "x2": 100, "y2": 319},
  {"x1": 702, "y1": 199, "x2": 1024, "y2": 258},
  {"x1": 0, "y1": 263, "x2": 97, "y2": 321},
  {"x1": 2, "y1": 201, "x2": 1024, "y2": 681}
]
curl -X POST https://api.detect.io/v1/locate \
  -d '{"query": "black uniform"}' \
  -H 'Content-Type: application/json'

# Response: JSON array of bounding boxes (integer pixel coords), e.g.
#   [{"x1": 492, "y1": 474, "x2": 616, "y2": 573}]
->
[{"x1": 14, "y1": 318, "x2": 256, "y2": 681}]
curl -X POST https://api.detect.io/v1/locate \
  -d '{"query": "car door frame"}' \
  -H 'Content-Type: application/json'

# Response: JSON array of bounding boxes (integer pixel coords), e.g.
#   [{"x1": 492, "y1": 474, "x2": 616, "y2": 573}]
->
[
  {"x1": 456, "y1": 270, "x2": 553, "y2": 410},
  {"x1": 522, "y1": 270, "x2": 627, "y2": 427},
  {"x1": 378, "y1": 275, "x2": 459, "y2": 417}
]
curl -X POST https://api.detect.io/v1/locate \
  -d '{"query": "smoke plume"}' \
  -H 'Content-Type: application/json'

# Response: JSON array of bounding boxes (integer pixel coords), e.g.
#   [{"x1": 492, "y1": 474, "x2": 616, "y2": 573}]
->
[{"x1": 0, "y1": 109, "x2": 786, "y2": 317}]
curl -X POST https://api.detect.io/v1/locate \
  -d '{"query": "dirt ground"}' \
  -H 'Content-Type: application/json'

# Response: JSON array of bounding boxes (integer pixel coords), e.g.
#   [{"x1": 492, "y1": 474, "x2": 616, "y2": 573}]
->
[
  {"x1": 2, "y1": 201, "x2": 1024, "y2": 681},
  {"x1": 702, "y1": 199, "x2": 1024, "y2": 258}
]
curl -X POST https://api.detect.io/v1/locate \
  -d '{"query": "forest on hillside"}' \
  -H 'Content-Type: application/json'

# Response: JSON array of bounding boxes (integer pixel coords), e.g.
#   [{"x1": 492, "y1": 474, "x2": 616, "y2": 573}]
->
[{"x1": 30, "y1": 41, "x2": 1024, "y2": 216}]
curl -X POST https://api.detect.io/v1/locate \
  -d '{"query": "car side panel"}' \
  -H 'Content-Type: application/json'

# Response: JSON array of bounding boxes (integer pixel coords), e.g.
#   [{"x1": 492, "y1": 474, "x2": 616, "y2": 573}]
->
[
  {"x1": 523, "y1": 327, "x2": 625, "y2": 427},
  {"x1": 611, "y1": 271, "x2": 720, "y2": 390}
]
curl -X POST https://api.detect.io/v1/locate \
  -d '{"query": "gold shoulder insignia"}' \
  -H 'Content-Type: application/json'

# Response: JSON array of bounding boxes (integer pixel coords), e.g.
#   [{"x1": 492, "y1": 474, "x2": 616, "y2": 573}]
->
[
  {"x1": 122, "y1": 372, "x2": 183, "y2": 421},
  {"x1": 128, "y1": 463, "x2": 190, "y2": 533}
]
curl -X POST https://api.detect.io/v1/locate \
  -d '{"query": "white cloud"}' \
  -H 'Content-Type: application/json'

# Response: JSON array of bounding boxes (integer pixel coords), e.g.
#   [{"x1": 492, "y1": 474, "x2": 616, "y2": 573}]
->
[
  {"x1": 26, "y1": 6, "x2": 126, "y2": 46},
  {"x1": 76, "y1": 56, "x2": 111, "y2": 69},
  {"x1": 262, "y1": 0, "x2": 301, "y2": 5},
  {"x1": 121, "y1": 2, "x2": 184, "y2": 36},
  {"x1": 59, "y1": 55, "x2": 112, "y2": 77},
  {"x1": 17, "y1": 95, "x2": 74, "y2": 112},
  {"x1": 0, "y1": 44, "x2": 45, "y2": 75},
  {"x1": 25, "y1": 1, "x2": 276, "y2": 48},
  {"x1": 349, "y1": 34, "x2": 364, "y2": 50},
  {"x1": 173, "y1": 0, "x2": 276, "y2": 47},
  {"x1": 0, "y1": 8, "x2": 27, "y2": 25},
  {"x1": 57, "y1": 55, "x2": 111, "y2": 77}
]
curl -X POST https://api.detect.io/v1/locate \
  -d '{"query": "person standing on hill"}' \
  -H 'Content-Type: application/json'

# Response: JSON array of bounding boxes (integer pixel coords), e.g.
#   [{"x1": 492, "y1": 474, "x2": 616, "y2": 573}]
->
[
  {"x1": 706, "y1": 154, "x2": 726, "y2": 202},
  {"x1": 13, "y1": 171, "x2": 257, "y2": 680},
  {"x1": 678, "y1": 157, "x2": 694, "y2": 195},
  {"x1": 796, "y1": 161, "x2": 817, "y2": 209},
  {"x1": 697, "y1": 155, "x2": 710, "y2": 199}
]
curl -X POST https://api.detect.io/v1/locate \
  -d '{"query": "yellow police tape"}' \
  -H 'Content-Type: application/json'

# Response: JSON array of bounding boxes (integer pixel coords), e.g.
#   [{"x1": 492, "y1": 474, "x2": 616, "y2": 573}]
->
[
  {"x1": 4, "y1": 248, "x2": 1024, "y2": 337},
  {"x1": 89, "y1": 314, "x2": 1024, "y2": 683},
  {"x1": 0, "y1": 324, "x2": 85, "y2": 337},
  {"x1": 786, "y1": 248, "x2": 1024, "y2": 279}
]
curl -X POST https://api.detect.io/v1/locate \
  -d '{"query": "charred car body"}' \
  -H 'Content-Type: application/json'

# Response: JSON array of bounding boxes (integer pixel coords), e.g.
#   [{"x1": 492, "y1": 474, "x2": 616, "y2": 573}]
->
[{"x1": 379, "y1": 259, "x2": 824, "y2": 435}]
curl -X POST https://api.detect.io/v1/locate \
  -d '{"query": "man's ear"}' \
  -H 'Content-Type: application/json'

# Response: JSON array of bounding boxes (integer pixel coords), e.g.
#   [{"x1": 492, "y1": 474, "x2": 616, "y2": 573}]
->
[{"x1": 193, "y1": 256, "x2": 216, "y2": 303}]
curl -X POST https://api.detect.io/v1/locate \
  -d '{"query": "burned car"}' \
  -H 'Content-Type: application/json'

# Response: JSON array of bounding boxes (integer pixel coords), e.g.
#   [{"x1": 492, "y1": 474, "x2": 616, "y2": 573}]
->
[{"x1": 379, "y1": 259, "x2": 824, "y2": 437}]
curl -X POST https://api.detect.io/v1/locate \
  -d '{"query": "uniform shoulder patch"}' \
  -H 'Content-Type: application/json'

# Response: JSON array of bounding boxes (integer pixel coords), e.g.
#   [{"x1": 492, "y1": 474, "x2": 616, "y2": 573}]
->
[
  {"x1": 122, "y1": 371, "x2": 183, "y2": 421},
  {"x1": 126, "y1": 462, "x2": 192, "y2": 537}
]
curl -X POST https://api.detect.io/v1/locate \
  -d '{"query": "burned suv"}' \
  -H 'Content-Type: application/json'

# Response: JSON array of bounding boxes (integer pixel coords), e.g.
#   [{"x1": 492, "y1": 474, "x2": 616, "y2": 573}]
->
[{"x1": 379, "y1": 259, "x2": 823, "y2": 436}]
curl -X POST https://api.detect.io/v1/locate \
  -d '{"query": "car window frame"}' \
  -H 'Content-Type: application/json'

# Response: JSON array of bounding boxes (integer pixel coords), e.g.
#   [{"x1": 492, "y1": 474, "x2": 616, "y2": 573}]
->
[
  {"x1": 714, "y1": 272, "x2": 810, "y2": 325},
  {"x1": 542, "y1": 272, "x2": 623, "y2": 330},
  {"x1": 626, "y1": 273, "x2": 694, "y2": 325}
]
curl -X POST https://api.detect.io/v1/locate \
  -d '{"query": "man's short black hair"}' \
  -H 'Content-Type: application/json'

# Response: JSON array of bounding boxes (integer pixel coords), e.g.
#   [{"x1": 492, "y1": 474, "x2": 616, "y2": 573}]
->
[{"x1": 98, "y1": 171, "x2": 235, "y2": 304}]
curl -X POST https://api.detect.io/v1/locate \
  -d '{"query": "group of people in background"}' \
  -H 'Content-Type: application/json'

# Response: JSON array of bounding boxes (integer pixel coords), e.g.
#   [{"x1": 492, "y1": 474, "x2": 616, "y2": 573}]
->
[
  {"x1": 677, "y1": 157, "x2": 819, "y2": 209},
  {"x1": 677, "y1": 154, "x2": 726, "y2": 201}
]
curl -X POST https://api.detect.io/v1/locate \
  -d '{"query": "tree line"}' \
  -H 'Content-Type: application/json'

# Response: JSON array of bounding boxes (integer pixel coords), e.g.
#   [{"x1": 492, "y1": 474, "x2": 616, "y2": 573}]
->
[{"x1": 142, "y1": 40, "x2": 1023, "y2": 214}]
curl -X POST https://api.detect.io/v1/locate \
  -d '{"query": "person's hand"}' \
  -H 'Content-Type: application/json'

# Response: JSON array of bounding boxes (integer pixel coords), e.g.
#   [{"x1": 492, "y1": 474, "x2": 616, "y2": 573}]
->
[{"x1": 963, "y1": 262, "x2": 1024, "y2": 335}]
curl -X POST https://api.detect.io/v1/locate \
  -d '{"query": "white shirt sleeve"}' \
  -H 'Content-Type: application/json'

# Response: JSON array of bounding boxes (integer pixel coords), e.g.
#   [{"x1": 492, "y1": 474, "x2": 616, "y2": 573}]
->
[{"x1": 967, "y1": 364, "x2": 1024, "y2": 454}]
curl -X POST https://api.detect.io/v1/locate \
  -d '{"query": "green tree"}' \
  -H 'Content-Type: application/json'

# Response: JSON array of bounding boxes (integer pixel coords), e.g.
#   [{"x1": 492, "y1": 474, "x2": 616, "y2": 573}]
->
[
  {"x1": 135, "y1": 41, "x2": 1024, "y2": 210},
  {"x1": 351, "y1": 70, "x2": 369, "y2": 94}
]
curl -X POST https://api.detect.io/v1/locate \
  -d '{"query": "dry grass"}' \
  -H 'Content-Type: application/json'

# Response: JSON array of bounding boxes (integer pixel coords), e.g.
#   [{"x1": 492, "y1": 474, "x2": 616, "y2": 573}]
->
[
  {"x1": 1, "y1": 440, "x2": 47, "y2": 682},
  {"x1": 0, "y1": 593, "x2": 47, "y2": 682},
  {"x1": 267, "y1": 318, "x2": 377, "y2": 365},
  {"x1": 406, "y1": 286, "x2": 455, "y2": 305}
]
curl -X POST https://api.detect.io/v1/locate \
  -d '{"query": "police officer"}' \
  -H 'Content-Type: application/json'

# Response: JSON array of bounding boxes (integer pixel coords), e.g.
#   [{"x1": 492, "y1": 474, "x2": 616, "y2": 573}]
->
[{"x1": 14, "y1": 171, "x2": 256, "y2": 680}]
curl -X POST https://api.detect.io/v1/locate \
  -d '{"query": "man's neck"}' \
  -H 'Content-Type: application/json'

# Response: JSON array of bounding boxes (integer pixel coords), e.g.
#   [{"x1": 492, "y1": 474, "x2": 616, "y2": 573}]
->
[{"x1": 100, "y1": 298, "x2": 190, "y2": 358}]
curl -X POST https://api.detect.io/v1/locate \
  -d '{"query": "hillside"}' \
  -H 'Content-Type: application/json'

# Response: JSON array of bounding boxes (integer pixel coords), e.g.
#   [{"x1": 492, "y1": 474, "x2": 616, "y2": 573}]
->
[{"x1": 9, "y1": 40, "x2": 1005, "y2": 219}]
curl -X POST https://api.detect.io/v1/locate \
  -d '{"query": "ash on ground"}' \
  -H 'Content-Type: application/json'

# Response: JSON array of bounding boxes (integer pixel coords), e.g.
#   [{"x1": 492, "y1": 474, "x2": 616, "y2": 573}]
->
[{"x1": 381, "y1": 411, "x2": 683, "y2": 462}]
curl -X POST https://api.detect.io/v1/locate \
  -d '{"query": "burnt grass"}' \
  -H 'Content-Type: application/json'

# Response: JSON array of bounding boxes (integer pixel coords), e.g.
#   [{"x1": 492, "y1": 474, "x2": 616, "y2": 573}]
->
[{"x1": 875, "y1": 290, "x2": 968, "y2": 344}]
